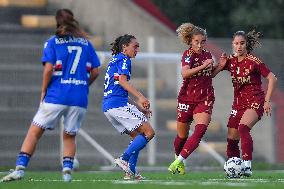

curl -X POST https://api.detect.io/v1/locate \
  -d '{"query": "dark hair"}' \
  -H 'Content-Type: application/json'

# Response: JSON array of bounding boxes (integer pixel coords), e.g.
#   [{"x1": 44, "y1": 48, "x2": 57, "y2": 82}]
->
[
  {"x1": 110, "y1": 34, "x2": 136, "y2": 55},
  {"x1": 176, "y1": 23, "x2": 207, "y2": 45},
  {"x1": 55, "y1": 9, "x2": 88, "y2": 38},
  {"x1": 233, "y1": 30, "x2": 262, "y2": 53}
]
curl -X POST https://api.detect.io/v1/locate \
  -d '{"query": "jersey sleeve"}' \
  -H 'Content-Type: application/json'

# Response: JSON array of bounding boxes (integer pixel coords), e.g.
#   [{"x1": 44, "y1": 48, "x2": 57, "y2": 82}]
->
[
  {"x1": 257, "y1": 62, "x2": 271, "y2": 77},
  {"x1": 88, "y1": 42, "x2": 101, "y2": 68},
  {"x1": 181, "y1": 50, "x2": 192, "y2": 67},
  {"x1": 117, "y1": 58, "x2": 131, "y2": 76},
  {"x1": 41, "y1": 39, "x2": 56, "y2": 65}
]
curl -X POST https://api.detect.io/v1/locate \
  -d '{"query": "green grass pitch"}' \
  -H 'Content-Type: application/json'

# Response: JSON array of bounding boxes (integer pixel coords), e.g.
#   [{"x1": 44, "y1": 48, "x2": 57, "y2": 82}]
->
[{"x1": 0, "y1": 171, "x2": 283, "y2": 189}]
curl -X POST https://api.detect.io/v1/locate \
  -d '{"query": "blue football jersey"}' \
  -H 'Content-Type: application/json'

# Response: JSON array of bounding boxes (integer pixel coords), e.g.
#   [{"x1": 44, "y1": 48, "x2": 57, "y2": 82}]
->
[
  {"x1": 102, "y1": 53, "x2": 131, "y2": 112},
  {"x1": 41, "y1": 35, "x2": 100, "y2": 108}
]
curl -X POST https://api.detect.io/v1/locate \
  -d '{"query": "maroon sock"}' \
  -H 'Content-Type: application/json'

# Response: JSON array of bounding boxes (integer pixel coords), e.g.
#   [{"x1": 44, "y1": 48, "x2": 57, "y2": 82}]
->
[
  {"x1": 180, "y1": 124, "x2": 207, "y2": 159},
  {"x1": 238, "y1": 124, "x2": 253, "y2": 160},
  {"x1": 174, "y1": 135, "x2": 187, "y2": 156},
  {"x1": 226, "y1": 138, "x2": 240, "y2": 158}
]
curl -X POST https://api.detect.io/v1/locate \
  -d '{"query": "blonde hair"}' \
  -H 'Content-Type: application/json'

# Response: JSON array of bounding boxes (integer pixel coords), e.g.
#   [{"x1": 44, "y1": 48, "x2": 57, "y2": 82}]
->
[{"x1": 176, "y1": 23, "x2": 207, "y2": 45}]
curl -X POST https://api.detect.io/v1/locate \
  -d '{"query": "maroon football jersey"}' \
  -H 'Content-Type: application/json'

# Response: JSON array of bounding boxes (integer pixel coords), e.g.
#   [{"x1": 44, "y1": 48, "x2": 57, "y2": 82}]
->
[
  {"x1": 224, "y1": 54, "x2": 271, "y2": 109},
  {"x1": 178, "y1": 48, "x2": 215, "y2": 102}
]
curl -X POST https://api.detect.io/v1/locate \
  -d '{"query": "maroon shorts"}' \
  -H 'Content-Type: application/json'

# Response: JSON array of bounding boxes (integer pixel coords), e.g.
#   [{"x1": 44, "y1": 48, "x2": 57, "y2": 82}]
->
[
  {"x1": 176, "y1": 100, "x2": 214, "y2": 123},
  {"x1": 227, "y1": 102, "x2": 264, "y2": 129}
]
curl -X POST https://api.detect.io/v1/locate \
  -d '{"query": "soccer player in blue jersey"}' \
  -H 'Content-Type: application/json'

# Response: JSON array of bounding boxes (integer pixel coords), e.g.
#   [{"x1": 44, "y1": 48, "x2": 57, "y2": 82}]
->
[
  {"x1": 103, "y1": 34, "x2": 155, "y2": 180},
  {"x1": 0, "y1": 9, "x2": 100, "y2": 182}
]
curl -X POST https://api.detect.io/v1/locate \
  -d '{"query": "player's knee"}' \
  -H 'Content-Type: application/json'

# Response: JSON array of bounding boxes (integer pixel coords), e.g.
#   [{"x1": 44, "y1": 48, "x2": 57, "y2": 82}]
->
[
  {"x1": 178, "y1": 134, "x2": 188, "y2": 139},
  {"x1": 145, "y1": 128, "x2": 155, "y2": 141}
]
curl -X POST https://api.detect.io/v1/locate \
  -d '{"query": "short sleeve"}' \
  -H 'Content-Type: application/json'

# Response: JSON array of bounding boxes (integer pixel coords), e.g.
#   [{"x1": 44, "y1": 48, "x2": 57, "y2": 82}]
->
[
  {"x1": 181, "y1": 50, "x2": 192, "y2": 67},
  {"x1": 88, "y1": 42, "x2": 101, "y2": 68},
  {"x1": 117, "y1": 58, "x2": 131, "y2": 76},
  {"x1": 257, "y1": 62, "x2": 271, "y2": 77},
  {"x1": 41, "y1": 39, "x2": 56, "y2": 65}
]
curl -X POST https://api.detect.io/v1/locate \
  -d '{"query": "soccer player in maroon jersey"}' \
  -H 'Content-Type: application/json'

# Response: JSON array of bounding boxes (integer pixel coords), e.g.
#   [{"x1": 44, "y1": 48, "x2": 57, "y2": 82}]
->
[
  {"x1": 168, "y1": 23, "x2": 216, "y2": 174},
  {"x1": 213, "y1": 30, "x2": 277, "y2": 177}
]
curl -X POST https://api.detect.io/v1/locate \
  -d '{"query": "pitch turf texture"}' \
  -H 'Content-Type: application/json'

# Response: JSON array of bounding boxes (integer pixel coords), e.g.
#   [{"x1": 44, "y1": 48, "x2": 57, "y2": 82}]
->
[{"x1": 0, "y1": 171, "x2": 283, "y2": 189}]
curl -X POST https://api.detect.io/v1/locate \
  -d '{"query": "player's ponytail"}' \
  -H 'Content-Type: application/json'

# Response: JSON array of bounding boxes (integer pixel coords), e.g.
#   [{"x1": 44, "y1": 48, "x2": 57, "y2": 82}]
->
[
  {"x1": 110, "y1": 34, "x2": 136, "y2": 55},
  {"x1": 55, "y1": 9, "x2": 88, "y2": 38},
  {"x1": 246, "y1": 29, "x2": 261, "y2": 53},
  {"x1": 176, "y1": 23, "x2": 207, "y2": 46},
  {"x1": 233, "y1": 30, "x2": 261, "y2": 53}
]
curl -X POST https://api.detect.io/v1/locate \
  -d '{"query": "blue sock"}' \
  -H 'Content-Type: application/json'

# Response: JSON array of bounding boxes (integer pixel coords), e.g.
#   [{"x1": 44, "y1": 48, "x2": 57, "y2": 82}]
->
[
  {"x1": 62, "y1": 157, "x2": 74, "y2": 170},
  {"x1": 16, "y1": 152, "x2": 31, "y2": 168},
  {"x1": 129, "y1": 151, "x2": 139, "y2": 174},
  {"x1": 122, "y1": 134, "x2": 148, "y2": 161}
]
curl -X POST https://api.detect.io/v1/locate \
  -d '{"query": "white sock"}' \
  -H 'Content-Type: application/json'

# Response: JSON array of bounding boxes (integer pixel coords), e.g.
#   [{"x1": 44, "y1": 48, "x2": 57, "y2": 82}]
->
[
  {"x1": 243, "y1": 160, "x2": 251, "y2": 168},
  {"x1": 177, "y1": 155, "x2": 185, "y2": 162}
]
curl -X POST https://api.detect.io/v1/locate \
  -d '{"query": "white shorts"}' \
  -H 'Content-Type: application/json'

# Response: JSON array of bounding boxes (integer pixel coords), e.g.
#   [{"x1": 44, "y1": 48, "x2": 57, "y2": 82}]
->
[
  {"x1": 32, "y1": 102, "x2": 86, "y2": 135},
  {"x1": 104, "y1": 103, "x2": 148, "y2": 134}
]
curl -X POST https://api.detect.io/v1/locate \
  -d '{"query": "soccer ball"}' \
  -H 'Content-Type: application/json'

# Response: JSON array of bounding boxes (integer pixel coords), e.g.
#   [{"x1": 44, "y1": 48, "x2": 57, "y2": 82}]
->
[{"x1": 224, "y1": 157, "x2": 243, "y2": 178}]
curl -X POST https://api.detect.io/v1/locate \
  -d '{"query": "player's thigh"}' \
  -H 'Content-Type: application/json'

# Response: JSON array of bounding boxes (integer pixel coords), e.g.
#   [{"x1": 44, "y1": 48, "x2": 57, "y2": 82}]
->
[
  {"x1": 193, "y1": 112, "x2": 211, "y2": 125},
  {"x1": 239, "y1": 109, "x2": 259, "y2": 129},
  {"x1": 63, "y1": 106, "x2": 87, "y2": 135}
]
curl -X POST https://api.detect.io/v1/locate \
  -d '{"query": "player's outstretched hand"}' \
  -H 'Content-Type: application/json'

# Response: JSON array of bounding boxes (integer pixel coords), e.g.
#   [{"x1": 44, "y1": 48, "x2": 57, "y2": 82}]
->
[
  {"x1": 264, "y1": 101, "x2": 272, "y2": 116},
  {"x1": 203, "y1": 59, "x2": 213, "y2": 68},
  {"x1": 138, "y1": 96, "x2": 150, "y2": 110},
  {"x1": 219, "y1": 53, "x2": 228, "y2": 68}
]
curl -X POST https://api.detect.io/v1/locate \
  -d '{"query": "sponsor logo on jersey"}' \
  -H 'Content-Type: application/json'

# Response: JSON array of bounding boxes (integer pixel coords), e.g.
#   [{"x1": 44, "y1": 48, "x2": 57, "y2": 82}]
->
[
  {"x1": 178, "y1": 103, "x2": 190, "y2": 112},
  {"x1": 230, "y1": 109, "x2": 237, "y2": 117},
  {"x1": 232, "y1": 75, "x2": 251, "y2": 85},
  {"x1": 60, "y1": 78, "x2": 87, "y2": 85}
]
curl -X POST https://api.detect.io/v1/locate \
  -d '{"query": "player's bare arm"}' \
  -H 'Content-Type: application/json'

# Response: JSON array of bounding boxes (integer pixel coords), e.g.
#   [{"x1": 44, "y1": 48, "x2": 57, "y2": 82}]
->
[
  {"x1": 40, "y1": 62, "x2": 53, "y2": 103},
  {"x1": 212, "y1": 53, "x2": 228, "y2": 77},
  {"x1": 119, "y1": 74, "x2": 150, "y2": 110},
  {"x1": 264, "y1": 72, "x2": 277, "y2": 116},
  {"x1": 89, "y1": 67, "x2": 99, "y2": 86}
]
